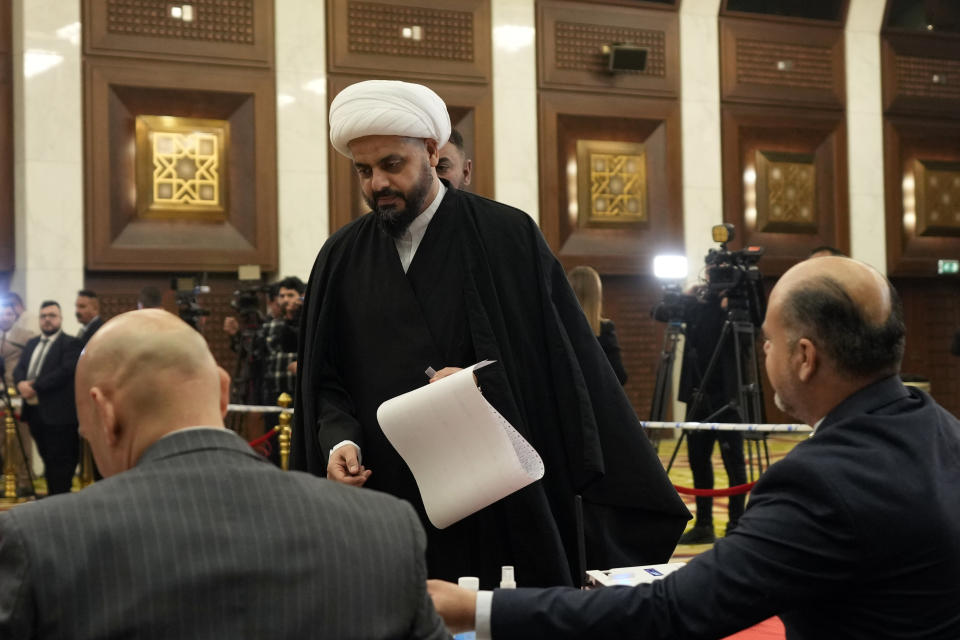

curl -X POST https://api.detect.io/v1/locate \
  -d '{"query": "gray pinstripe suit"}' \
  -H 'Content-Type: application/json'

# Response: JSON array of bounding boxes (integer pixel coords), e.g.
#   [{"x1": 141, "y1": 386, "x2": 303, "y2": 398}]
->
[{"x1": 0, "y1": 428, "x2": 450, "y2": 639}]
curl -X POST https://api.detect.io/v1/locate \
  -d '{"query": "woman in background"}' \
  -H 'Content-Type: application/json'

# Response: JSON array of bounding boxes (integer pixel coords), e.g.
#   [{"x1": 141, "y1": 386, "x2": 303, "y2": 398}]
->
[{"x1": 567, "y1": 266, "x2": 628, "y2": 385}]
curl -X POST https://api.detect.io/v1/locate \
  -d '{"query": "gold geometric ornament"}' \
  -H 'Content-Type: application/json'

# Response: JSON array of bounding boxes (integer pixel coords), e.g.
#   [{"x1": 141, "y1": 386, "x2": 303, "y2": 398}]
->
[
  {"x1": 576, "y1": 140, "x2": 647, "y2": 226},
  {"x1": 913, "y1": 159, "x2": 960, "y2": 237},
  {"x1": 755, "y1": 150, "x2": 817, "y2": 233},
  {"x1": 135, "y1": 116, "x2": 230, "y2": 222}
]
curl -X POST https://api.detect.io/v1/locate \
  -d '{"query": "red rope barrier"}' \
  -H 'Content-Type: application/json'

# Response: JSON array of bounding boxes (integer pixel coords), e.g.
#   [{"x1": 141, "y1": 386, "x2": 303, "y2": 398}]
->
[
  {"x1": 248, "y1": 427, "x2": 279, "y2": 448},
  {"x1": 674, "y1": 481, "x2": 756, "y2": 497}
]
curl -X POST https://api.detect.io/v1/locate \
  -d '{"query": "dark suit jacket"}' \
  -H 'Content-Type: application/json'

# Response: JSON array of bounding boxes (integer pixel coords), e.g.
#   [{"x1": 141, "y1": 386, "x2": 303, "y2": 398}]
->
[
  {"x1": 491, "y1": 376, "x2": 960, "y2": 639},
  {"x1": 13, "y1": 332, "x2": 82, "y2": 425},
  {"x1": 77, "y1": 316, "x2": 103, "y2": 346},
  {"x1": 0, "y1": 428, "x2": 450, "y2": 640}
]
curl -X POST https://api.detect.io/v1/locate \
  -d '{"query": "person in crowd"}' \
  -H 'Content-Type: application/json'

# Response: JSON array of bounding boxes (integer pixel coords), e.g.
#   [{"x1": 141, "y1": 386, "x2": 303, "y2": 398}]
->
[
  {"x1": 567, "y1": 265, "x2": 627, "y2": 385},
  {"x1": 13, "y1": 301, "x2": 82, "y2": 495},
  {"x1": 0, "y1": 297, "x2": 36, "y2": 389},
  {"x1": 5, "y1": 292, "x2": 38, "y2": 334},
  {"x1": 293, "y1": 80, "x2": 688, "y2": 589},
  {"x1": 436, "y1": 127, "x2": 472, "y2": 190},
  {"x1": 428, "y1": 256, "x2": 960, "y2": 640},
  {"x1": 75, "y1": 289, "x2": 103, "y2": 346},
  {"x1": 0, "y1": 309, "x2": 449, "y2": 639},
  {"x1": 137, "y1": 285, "x2": 164, "y2": 310},
  {"x1": 261, "y1": 276, "x2": 304, "y2": 402}
]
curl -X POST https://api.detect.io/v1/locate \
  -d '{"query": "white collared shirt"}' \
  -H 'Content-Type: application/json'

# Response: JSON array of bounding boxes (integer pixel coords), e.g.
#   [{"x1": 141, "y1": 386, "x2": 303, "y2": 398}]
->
[{"x1": 394, "y1": 181, "x2": 446, "y2": 273}]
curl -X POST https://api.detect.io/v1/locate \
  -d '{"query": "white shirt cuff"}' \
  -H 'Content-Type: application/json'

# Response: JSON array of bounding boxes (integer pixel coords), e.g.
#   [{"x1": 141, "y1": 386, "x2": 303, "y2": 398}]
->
[
  {"x1": 329, "y1": 440, "x2": 361, "y2": 465},
  {"x1": 475, "y1": 590, "x2": 494, "y2": 640}
]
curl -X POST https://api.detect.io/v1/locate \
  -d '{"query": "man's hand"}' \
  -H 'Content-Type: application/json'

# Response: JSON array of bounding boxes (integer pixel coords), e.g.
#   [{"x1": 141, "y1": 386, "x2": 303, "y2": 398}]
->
[
  {"x1": 223, "y1": 316, "x2": 239, "y2": 336},
  {"x1": 287, "y1": 361, "x2": 297, "y2": 374},
  {"x1": 326, "y1": 444, "x2": 372, "y2": 487},
  {"x1": 427, "y1": 580, "x2": 478, "y2": 633},
  {"x1": 428, "y1": 367, "x2": 478, "y2": 386},
  {"x1": 16, "y1": 380, "x2": 35, "y2": 400}
]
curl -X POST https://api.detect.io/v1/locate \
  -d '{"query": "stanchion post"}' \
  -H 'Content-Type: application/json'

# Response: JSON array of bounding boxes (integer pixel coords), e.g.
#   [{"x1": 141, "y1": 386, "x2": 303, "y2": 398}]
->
[
  {"x1": 277, "y1": 393, "x2": 292, "y2": 471},
  {"x1": 1, "y1": 410, "x2": 23, "y2": 504}
]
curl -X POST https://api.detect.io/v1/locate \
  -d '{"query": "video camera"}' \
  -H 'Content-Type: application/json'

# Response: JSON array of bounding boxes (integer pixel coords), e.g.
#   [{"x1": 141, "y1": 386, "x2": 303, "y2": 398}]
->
[
  {"x1": 171, "y1": 275, "x2": 211, "y2": 331},
  {"x1": 231, "y1": 284, "x2": 270, "y2": 318}
]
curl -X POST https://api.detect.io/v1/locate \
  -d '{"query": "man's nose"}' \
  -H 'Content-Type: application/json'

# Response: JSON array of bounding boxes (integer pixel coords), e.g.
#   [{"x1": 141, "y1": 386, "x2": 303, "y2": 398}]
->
[{"x1": 371, "y1": 168, "x2": 390, "y2": 192}]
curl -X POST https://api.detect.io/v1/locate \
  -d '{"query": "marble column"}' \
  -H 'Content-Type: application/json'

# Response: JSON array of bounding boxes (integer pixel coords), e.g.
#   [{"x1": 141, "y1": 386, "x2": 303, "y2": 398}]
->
[
  {"x1": 845, "y1": 0, "x2": 887, "y2": 273},
  {"x1": 11, "y1": 0, "x2": 84, "y2": 334},
  {"x1": 275, "y1": 1, "x2": 329, "y2": 279}
]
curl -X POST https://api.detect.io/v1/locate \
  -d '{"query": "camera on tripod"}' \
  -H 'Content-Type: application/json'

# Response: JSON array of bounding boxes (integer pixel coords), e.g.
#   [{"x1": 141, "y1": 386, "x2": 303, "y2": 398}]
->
[
  {"x1": 702, "y1": 224, "x2": 764, "y2": 315},
  {"x1": 171, "y1": 275, "x2": 211, "y2": 331}
]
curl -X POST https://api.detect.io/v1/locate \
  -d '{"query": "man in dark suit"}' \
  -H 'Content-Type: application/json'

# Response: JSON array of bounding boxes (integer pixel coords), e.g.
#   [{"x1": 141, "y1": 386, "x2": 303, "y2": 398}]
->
[
  {"x1": 429, "y1": 256, "x2": 960, "y2": 639},
  {"x1": 0, "y1": 309, "x2": 449, "y2": 640},
  {"x1": 13, "y1": 300, "x2": 82, "y2": 495},
  {"x1": 75, "y1": 289, "x2": 103, "y2": 346}
]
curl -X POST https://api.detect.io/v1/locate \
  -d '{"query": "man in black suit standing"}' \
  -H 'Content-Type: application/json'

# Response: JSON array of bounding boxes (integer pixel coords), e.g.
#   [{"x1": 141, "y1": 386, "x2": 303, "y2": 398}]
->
[
  {"x1": 430, "y1": 256, "x2": 960, "y2": 639},
  {"x1": 14, "y1": 301, "x2": 83, "y2": 495},
  {"x1": 75, "y1": 289, "x2": 103, "y2": 346}
]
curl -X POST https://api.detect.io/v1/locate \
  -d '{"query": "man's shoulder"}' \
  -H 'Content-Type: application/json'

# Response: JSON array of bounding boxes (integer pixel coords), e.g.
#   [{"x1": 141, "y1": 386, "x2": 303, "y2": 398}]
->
[{"x1": 452, "y1": 189, "x2": 534, "y2": 227}]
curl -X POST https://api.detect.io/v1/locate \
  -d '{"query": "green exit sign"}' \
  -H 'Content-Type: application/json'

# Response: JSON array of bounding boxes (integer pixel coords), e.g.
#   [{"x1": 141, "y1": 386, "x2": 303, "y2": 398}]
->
[{"x1": 938, "y1": 259, "x2": 959, "y2": 274}]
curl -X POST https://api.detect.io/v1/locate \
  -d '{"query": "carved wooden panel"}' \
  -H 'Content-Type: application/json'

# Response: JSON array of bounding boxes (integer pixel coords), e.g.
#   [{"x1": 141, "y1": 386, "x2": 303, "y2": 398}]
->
[
  {"x1": 106, "y1": 0, "x2": 254, "y2": 44},
  {"x1": 882, "y1": 35, "x2": 960, "y2": 116},
  {"x1": 883, "y1": 115, "x2": 960, "y2": 276},
  {"x1": 754, "y1": 150, "x2": 817, "y2": 233},
  {"x1": 84, "y1": 0, "x2": 273, "y2": 66},
  {"x1": 554, "y1": 22, "x2": 666, "y2": 77},
  {"x1": 327, "y1": 74, "x2": 494, "y2": 234},
  {"x1": 0, "y1": 0, "x2": 11, "y2": 271},
  {"x1": 328, "y1": 0, "x2": 490, "y2": 83},
  {"x1": 720, "y1": 17, "x2": 844, "y2": 108},
  {"x1": 539, "y1": 0, "x2": 679, "y2": 97},
  {"x1": 84, "y1": 59, "x2": 277, "y2": 271},
  {"x1": 721, "y1": 104, "x2": 848, "y2": 275},
  {"x1": 540, "y1": 90, "x2": 683, "y2": 276}
]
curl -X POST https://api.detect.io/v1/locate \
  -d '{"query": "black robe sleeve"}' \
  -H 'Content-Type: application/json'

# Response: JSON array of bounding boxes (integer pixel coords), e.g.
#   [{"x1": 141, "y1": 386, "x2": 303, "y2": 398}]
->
[{"x1": 598, "y1": 320, "x2": 628, "y2": 385}]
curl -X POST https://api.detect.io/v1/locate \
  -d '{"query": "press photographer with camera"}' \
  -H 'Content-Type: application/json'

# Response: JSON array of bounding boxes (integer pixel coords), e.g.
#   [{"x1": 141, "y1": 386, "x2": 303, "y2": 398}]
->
[
  {"x1": 261, "y1": 276, "x2": 304, "y2": 403},
  {"x1": 654, "y1": 225, "x2": 766, "y2": 544}
]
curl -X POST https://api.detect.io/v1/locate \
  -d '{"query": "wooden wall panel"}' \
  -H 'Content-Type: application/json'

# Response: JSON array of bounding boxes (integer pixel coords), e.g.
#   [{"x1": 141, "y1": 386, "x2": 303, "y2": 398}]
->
[
  {"x1": 893, "y1": 276, "x2": 960, "y2": 416},
  {"x1": 883, "y1": 115, "x2": 960, "y2": 276},
  {"x1": 720, "y1": 17, "x2": 845, "y2": 108},
  {"x1": 882, "y1": 34, "x2": 960, "y2": 117},
  {"x1": 83, "y1": 0, "x2": 274, "y2": 67},
  {"x1": 327, "y1": 0, "x2": 490, "y2": 83},
  {"x1": 0, "y1": 0, "x2": 11, "y2": 272},
  {"x1": 326, "y1": 75, "x2": 494, "y2": 234},
  {"x1": 84, "y1": 60, "x2": 277, "y2": 271},
  {"x1": 599, "y1": 274, "x2": 668, "y2": 419},
  {"x1": 538, "y1": 0, "x2": 679, "y2": 98},
  {"x1": 540, "y1": 90, "x2": 683, "y2": 276},
  {"x1": 720, "y1": 104, "x2": 848, "y2": 275}
]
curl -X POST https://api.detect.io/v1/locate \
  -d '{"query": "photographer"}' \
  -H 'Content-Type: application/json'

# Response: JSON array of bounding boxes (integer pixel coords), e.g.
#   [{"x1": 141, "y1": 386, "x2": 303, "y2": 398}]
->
[
  {"x1": 676, "y1": 282, "x2": 748, "y2": 544},
  {"x1": 260, "y1": 276, "x2": 304, "y2": 406}
]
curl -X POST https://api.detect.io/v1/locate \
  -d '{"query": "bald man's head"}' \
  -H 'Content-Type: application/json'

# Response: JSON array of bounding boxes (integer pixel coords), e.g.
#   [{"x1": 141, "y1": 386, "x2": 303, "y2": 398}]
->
[
  {"x1": 76, "y1": 310, "x2": 229, "y2": 476},
  {"x1": 773, "y1": 257, "x2": 905, "y2": 379}
]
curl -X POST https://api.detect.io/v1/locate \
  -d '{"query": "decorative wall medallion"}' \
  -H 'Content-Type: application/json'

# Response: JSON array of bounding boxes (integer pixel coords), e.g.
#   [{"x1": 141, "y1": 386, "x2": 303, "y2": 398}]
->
[
  {"x1": 755, "y1": 150, "x2": 817, "y2": 233},
  {"x1": 135, "y1": 115, "x2": 230, "y2": 222},
  {"x1": 576, "y1": 139, "x2": 647, "y2": 226},
  {"x1": 913, "y1": 159, "x2": 960, "y2": 236}
]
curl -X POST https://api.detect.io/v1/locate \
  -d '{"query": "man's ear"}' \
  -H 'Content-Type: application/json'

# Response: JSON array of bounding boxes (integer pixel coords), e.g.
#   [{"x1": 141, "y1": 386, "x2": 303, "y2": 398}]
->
[
  {"x1": 217, "y1": 366, "x2": 231, "y2": 418},
  {"x1": 424, "y1": 138, "x2": 440, "y2": 167},
  {"x1": 794, "y1": 338, "x2": 818, "y2": 382},
  {"x1": 90, "y1": 387, "x2": 119, "y2": 446},
  {"x1": 462, "y1": 159, "x2": 472, "y2": 186}
]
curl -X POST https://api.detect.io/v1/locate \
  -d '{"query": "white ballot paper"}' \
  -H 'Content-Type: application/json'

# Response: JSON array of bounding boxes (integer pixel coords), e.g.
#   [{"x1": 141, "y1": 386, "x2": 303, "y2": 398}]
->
[{"x1": 377, "y1": 360, "x2": 545, "y2": 529}]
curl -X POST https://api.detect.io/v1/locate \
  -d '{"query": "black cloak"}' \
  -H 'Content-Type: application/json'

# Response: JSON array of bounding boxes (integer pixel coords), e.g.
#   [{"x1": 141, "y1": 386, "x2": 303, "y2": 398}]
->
[{"x1": 293, "y1": 185, "x2": 689, "y2": 587}]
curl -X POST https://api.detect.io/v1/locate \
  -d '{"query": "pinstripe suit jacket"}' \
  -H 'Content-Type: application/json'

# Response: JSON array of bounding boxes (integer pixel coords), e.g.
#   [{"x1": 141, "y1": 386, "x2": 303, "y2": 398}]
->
[{"x1": 0, "y1": 428, "x2": 450, "y2": 640}]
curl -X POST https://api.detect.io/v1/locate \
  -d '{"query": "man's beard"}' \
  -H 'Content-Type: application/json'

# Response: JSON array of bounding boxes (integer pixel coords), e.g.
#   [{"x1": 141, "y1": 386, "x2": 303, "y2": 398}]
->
[
  {"x1": 366, "y1": 161, "x2": 434, "y2": 239},
  {"x1": 41, "y1": 327, "x2": 59, "y2": 336}
]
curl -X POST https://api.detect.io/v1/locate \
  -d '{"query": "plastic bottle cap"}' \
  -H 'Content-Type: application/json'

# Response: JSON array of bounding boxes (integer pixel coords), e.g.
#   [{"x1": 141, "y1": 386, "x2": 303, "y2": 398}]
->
[
  {"x1": 499, "y1": 565, "x2": 516, "y2": 589},
  {"x1": 457, "y1": 576, "x2": 480, "y2": 592}
]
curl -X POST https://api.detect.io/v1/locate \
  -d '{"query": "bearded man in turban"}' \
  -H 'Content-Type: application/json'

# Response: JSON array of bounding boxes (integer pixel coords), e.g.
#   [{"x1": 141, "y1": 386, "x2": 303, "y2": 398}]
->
[{"x1": 293, "y1": 80, "x2": 689, "y2": 588}]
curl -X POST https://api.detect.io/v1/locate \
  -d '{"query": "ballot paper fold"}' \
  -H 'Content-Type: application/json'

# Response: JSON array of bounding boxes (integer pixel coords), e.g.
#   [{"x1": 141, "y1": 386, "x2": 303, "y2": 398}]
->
[{"x1": 377, "y1": 361, "x2": 545, "y2": 529}]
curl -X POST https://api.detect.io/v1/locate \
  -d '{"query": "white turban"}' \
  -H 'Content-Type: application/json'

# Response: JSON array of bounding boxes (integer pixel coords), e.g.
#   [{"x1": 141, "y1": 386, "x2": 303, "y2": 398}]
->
[{"x1": 328, "y1": 80, "x2": 451, "y2": 158}]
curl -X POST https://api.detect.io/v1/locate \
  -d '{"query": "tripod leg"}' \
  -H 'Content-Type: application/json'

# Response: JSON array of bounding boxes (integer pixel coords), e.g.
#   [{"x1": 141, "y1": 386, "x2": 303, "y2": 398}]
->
[{"x1": 666, "y1": 430, "x2": 686, "y2": 473}]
